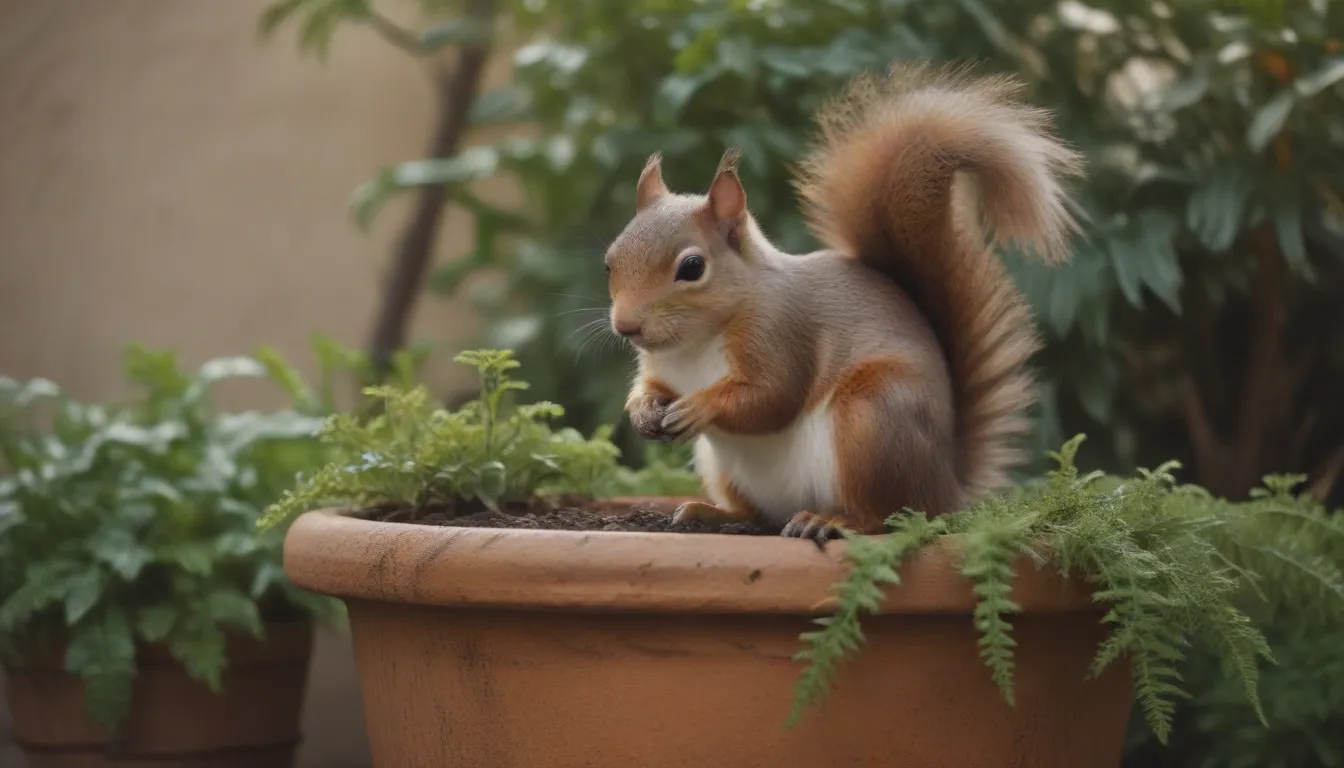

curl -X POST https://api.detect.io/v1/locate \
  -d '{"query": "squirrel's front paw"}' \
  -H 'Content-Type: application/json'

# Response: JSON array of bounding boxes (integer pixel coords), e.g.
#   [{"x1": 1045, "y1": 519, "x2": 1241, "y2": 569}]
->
[
  {"x1": 660, "y1": 396, "x2": 713, "y2": 441},
  {"x1": 628, "y1": 393, "x2": 673, "y2": 441}
]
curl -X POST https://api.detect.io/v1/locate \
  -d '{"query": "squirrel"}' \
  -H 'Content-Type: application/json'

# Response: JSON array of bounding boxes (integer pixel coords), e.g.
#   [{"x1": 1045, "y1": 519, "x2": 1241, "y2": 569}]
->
[{"x1": 604, "y1": 63, "x2": 1083, "y2": 543}]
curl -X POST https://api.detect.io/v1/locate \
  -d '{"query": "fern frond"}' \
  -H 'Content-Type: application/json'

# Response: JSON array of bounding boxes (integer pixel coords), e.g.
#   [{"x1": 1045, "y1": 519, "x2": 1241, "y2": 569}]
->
[
  {"x1": 786, "y1": 513, "x2": 944, "y2": 727},
  {"x1": 961, "y1": 511, "x2": 1032, "y2": 705}
]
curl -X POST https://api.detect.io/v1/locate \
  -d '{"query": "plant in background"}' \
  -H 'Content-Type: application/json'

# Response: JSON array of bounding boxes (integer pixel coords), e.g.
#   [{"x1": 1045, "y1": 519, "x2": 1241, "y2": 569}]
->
[
  {"x1": 346, "y1": 0, "x2": 1344, "y2": 499},
  {"x1": 1122, "y1": 474, "x2": 1344, "y2": 768},
  {"x1": 0, "y1": 345, "x2": 345, "y2": 731},
  {"x1": 790, "y1": 435, "x2": 1344, "y2": 748},
  {"x1": 259, "y1": 348, "x2": 699, "y2": 529}
]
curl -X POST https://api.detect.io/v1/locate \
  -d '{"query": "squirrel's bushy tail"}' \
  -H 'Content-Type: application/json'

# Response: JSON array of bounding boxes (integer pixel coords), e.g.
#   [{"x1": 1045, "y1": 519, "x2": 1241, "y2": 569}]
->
[{"x1": 796, "y1": 63, "x2": 1082, "y2": 503}]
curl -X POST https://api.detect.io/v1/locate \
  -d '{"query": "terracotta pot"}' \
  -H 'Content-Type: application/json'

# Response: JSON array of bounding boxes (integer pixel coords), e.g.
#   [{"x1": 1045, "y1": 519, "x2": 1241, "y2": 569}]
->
[
  {"x1": 4, "y1": 620, "x2": 313, "y2": 768},
  {"x1": 284, "y1": 498, "x2": 1133, "y2": 768}
]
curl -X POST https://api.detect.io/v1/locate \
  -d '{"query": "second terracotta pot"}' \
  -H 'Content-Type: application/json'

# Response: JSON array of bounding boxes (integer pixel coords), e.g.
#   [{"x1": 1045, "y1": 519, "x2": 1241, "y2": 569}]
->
[
  {"x1": 4, "y1": 620, "x2": 312, "y2": 768},
  {"x1": 284, "y1": 500, "x2": 1133, "y2": 768}
]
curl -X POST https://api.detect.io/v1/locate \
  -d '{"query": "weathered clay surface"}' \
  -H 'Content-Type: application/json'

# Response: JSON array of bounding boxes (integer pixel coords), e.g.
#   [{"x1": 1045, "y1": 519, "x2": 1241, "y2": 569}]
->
[{"x1": 285, "y1": 504, "x2": 1132, "y2": 768}]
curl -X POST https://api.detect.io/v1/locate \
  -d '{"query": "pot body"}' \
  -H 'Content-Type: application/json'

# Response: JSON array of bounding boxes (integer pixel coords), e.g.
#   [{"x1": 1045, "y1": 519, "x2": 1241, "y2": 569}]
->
[
  {"x1": 4, "y1": 621, "x2": 313, "y2": 768},
  {"x1": 284, "y1": 505, "x2": 1134, "y2": 768},
  {"x1": 346, "y1": 599, "x2": 1130, "y2": 768}
]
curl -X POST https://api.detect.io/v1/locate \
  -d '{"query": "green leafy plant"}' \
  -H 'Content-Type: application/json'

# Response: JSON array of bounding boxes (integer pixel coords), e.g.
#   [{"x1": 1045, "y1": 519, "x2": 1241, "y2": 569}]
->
[
  {"x1": 1123, "y1": 475, "x2": 1344, "y2": 768},
  {"x1": 342, "y1": 0, "x2": 1344, "y2": 496},
  {"x1": 789, "y1": 435, "x2": 1344, "y2": 746},
  {"x1": 0, "y1": 345, "x2": 347, "y2": 731},
  {"x1": 260, "y1": 348, "x2": 699, "y2": 528}
]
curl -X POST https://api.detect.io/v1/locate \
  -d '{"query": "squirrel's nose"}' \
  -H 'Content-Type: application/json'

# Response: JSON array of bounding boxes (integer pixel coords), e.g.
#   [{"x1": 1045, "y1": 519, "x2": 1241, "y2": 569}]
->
[{"x1": 614, "y1": 321, "x2": 643, "y2": 338}]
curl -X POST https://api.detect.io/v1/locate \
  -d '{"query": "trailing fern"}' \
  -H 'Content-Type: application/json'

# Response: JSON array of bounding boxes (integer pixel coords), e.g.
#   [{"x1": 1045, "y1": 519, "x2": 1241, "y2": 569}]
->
[
  {"x1": 791, "y1": 435, "x2": 1344, "y2": 744},
  {"x1": 787, "y1": 512, "x2": 945, "y2": 726}
]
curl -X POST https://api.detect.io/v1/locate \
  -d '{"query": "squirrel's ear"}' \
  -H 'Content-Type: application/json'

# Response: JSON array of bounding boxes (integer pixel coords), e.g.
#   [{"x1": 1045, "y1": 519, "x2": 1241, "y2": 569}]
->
[
  {"x1": 704, "y1": 150, "x2": 747, "y2": 250},
  {"x1": 635, "y1": 154, "x2": 669, "y2": 211}
]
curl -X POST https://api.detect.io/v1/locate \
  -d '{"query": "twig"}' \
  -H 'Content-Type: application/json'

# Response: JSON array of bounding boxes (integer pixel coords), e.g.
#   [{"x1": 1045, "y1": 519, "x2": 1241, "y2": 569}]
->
[
  {"x1": 367, "y1": 0, "x2": 497, "y2": 378},
  {"x1": 1307, "y1": 445, "x2": 1344, "y2": 502},
  {"x1": 1233, "y1": 226, "x2": 1288, "y2": 483},
  {"x1": 1183, "y1": 282, "x2": 1226, "y2": 416},
  {"x1": 365, "y1": 10, "x2": 426, "y2": 56},
  {"x1": 1179, "y1": 379, "x2": 1223, "y2": 491}
]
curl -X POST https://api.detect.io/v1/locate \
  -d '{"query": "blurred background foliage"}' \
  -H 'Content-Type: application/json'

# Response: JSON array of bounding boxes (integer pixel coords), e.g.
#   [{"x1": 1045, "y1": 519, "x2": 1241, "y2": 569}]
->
[{"x1": 262, "y1": 0, "x2": 1344, "y2": 764}]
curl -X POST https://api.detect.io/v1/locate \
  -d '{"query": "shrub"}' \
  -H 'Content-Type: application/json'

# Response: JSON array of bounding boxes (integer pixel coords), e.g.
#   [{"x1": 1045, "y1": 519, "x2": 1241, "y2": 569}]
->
[
  {"x1": 0, "y1": 345, "x2": 345, "y2": 731},
  {"x1": 340, "y1": 0, "x2": 1344, "y2": 496}
]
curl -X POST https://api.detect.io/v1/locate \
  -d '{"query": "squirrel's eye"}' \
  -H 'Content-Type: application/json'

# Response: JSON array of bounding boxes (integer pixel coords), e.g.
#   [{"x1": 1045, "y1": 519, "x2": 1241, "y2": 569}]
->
[
  {"x1": 675, "y1": 254, "x2": 706, "y2": 282},
  {"x1": 604, "y1": 263, "x2": 612, "y2": 277}
]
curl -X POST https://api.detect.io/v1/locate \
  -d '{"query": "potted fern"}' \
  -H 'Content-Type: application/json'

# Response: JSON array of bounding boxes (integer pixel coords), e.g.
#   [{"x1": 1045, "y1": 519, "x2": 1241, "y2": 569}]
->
[
  {"x1": 270, "y1": 349, "x2": 1344, "y2": 767},
  {"x1": 0, "y1": 346, "x2": 343, "y2": 767}
]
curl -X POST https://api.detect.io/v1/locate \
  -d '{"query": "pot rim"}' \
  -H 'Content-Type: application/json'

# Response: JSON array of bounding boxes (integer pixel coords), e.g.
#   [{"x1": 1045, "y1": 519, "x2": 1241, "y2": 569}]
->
[{"x1": 282, "y1": 500, "x2": 1099, "y2": 616}]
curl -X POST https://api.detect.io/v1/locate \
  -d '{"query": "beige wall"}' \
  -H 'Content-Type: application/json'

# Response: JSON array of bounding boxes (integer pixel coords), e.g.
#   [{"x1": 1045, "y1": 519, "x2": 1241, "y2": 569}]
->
[{"x1": 0, "y1": 2, "x2": 518, "y2": 765}]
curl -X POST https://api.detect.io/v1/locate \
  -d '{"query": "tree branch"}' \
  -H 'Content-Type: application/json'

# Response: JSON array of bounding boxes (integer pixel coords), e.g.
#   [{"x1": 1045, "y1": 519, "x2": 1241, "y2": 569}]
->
[
  {"x1": 1179, "y1": 379, "x2": 1223, "y2": 490},
  {"x1": 1183, "y1": 282, "x2": 1226, "y2": 419},
  {"x1": 367, "y1": 0, "x2": 497, "y2": 378},
  {"x1": 1232, "y1": 225, "x2": 1288, "y2": 484}
]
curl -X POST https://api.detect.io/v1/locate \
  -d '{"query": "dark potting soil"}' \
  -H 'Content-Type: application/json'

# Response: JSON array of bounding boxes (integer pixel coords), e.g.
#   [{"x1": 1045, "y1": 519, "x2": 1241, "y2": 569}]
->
[{"x1": 358, "y1": 496, "x2": 780, "y2": 536}]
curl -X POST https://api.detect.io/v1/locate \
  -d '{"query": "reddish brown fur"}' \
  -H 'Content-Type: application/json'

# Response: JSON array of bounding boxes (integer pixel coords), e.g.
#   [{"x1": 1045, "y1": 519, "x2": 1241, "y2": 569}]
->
[
  {"x1": 827, "y1": 356, "x2": 955, "y2": 531},
  {"x1": 796, "y1": 63, "x2": 1082, "y2": 503},
  {"x1": 642, "y1": 377, "x2": 678, "y2": 401},
  {"x1": 715, "y1": 476, "x2": 762, "y2": 521},
  {"x1": 693, "y1": 312, "x2": 815, "y2": 434}
]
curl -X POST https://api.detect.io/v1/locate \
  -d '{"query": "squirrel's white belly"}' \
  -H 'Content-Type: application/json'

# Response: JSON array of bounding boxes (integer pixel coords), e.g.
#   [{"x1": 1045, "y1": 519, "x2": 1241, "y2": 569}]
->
[
  {"x1": 698, "y1": 409, "x2": 839, "y2": 525},
  {"x1": 646, "y1": 337, "x2": 839, "y2": 524}
]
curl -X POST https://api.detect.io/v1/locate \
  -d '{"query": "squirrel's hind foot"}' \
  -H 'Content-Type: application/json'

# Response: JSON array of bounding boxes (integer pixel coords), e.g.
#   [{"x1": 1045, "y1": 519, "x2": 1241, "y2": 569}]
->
[
  {"x1": 781, "y1": 511, "x2": 848, "y2": 550},
  {"x1": 672, "y1": 500, "x2": 759, "y2": 527}
]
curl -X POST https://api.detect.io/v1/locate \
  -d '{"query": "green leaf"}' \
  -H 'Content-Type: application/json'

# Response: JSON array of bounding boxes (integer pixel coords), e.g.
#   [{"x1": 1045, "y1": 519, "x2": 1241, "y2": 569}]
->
[
  {"x1": 252, "y1": 345, "x2": 317, "y2": 411},
  {"x1": 1187, "y1": 168, "x2": 1253, "y2": 253},
  {"x1": 428, "y1": 256, "x2": 487, "y2": 295},
  {"x1": 136, "y1": 604, "x2": 179, "y2": 643},
  {"x1": 0, "y1": 560, "x2": 79, "y2": 631},
  {"x1": 214, "y1": 411, "x2": 324, "y2": 455},
  {"x1": 420, "y1": 17, "x2": 494, "y2": 50},
  {"x1": 1272, "y1": 193, "x2": 1312, "y2": 276},
  {"x1": 213, "y1": 531, "x2": 259, "y2": 557},
  {"x1": 121, "y1": 345, "x2": 190, "y2": 399},
  {"x1": 1294, "y1": 56, "x2": 1344, "y2": 97},
  {"x1": 191, "y1": 356, "x2": 267, "y2": 390},
  {"x1": 158, "y1": 543, "x2": 214, "y2": 576},
  {"x1": 351, "y1": 147, "x2": 500, "y2": 230},
  {"x1": 759, "y1": 47, "x2": 813, "y2": 78},
  {"x1": 0, "y1": 377, "x2": 62, "y2": 408},
  {"x1": 1158, "y1": 62, "x2": 1210, "y2": 111},
  {"x1": 469, "y1": 85, "x2": 532, "y2": 125},
  {"x1": 168, "y1": 615, "x2": 227, "y2": 692},
  {"x1": 1246, "y1": 90, "x2": 1295, "y2": 153},
  {"x1": 250, "y1": 562, "x2": 283, "y2": 599},
  {"x1": 64, "y1": 607, "x2": 136, "y2": 731},
  {"x1": 63, "y1": 569, "x2": 106, "y2": 626},
  {"x1": 1108, "y1": 209, "x2": 1183, "y2": 311},
  {"x1": 655, "y1": 73, "x2": 711, "y2": 122},
  {"x1": 88, "y1": 526, "x2": 152, "y2": 581},
  {"x1": 205, "y1": 589, "x2": 263, "y2": 637},
  {"x1": 0, "y1": 500, "x2": 18, "y2": 537}
]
